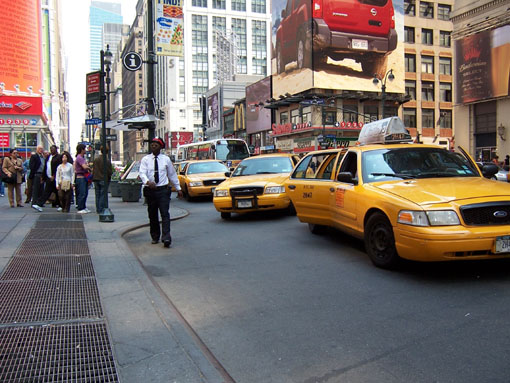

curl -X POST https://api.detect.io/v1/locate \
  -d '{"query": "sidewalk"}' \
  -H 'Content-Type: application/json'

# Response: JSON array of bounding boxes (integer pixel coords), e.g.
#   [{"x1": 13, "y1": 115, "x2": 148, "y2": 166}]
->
[{"x1": 0, "y1": 193, "x2": 226, "y2": 383}]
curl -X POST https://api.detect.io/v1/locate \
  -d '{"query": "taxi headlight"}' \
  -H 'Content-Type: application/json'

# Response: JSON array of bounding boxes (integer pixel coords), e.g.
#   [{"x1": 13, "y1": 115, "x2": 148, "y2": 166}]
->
[
  {"x1": 265, "y1": 186, "x2": 285, "y2": 194},
  {"x1": 214, "y1": 189, "x2": 229, "y2": 197},
  {"x1": 398, "y1": 210, "x2": 460, "y2": 226},
  {"x1": 189, "y1": 181, "x2": 203, "y2": 187}
]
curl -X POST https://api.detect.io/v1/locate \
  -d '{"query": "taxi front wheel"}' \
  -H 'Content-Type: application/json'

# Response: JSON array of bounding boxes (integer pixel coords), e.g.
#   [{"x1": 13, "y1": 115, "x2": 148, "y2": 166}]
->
[
  {"x1": 221, "y1": 212, "x2": 231, "y2": 219},
  {"x1": 308, "y1": 223, "x2": 326, "y2": 235},
  {"x1": 364, "y1": 212, "x2": 400, "y2": 269}
]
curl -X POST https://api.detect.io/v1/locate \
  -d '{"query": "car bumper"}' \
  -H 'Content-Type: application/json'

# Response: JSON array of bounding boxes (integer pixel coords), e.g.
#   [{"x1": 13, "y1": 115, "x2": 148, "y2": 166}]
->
[
  {"x1": 394, "y1": 224, "x2": 510, "y2": 261},
  {"x1": 313, "y1": 19, "x2": 397, "y2": 53},
  {"x1": 213, "y1": 194, "x2": 291, "y2": 214},
  {"x1": 188, "y1": 185, "x2": 215, "y2": 197}
]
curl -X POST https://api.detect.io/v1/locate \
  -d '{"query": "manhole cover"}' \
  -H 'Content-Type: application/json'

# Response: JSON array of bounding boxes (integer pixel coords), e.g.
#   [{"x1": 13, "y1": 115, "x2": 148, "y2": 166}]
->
[
  {"x1": 37, "y1": 213, "x2": 83, "y2": 221},
  {"x1": 26, "y1": 228, "x2": 87, "y2": 240},
  {"x1": 1, "y1": 256, "x2": 95, "y2": 281},
  {"x1": 16, "y1": 240, "x2": 89, "y2": 256},
  {"x1": 0, "y1": 322, "x2": 119, "y2": 382},
  {"x1": 0, "y1": 279, "x2": 103, "y2": 324},
  {"x1": 34, "y1": 221, "x2": 84, "y2": 229}
]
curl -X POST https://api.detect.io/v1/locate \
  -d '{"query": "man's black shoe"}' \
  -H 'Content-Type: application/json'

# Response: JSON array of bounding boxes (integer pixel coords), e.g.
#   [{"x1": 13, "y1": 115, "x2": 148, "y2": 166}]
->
[
  {"x1": 163, "y1": 241, "x2": 171, "y2": 248},
  {"x1": 151, "y1": 239, "x2": 159, "y2": 244}
]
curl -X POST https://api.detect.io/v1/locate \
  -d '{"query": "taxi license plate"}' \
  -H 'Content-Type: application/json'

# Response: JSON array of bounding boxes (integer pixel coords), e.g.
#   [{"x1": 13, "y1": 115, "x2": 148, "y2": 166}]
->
[
  {"x1": 237, "y1": 200, "x2": 253, "y2": 208},
  {"x1": 495, "y1": 236, "x2": 510, "y2": 253},
  {"x1": 352, "y1": 39, "x2": 368, "y2": 50}
]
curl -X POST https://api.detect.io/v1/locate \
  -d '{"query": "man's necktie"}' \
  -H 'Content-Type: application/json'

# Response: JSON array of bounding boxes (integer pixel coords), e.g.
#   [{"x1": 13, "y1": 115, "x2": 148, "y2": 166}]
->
[{"x1": 154, "y1": 156, "x2": 159, "y2": 184}]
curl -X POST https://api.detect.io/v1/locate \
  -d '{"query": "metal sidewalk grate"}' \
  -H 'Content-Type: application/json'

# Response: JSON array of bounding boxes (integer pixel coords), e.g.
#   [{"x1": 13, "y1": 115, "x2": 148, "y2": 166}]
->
[
  {"x1": 0, "y1": 279, "x2": 103, "y2": 324},
  {"x1": 26, "y1": 228, "x2": 87, "y2": 240},
  {"x1": 0, "y1": 256, "x2": 95, "y2": 281},
  {"x1": 0, "y1": 322, "x2": 119, "y2": 382},
  {"x1": 37, "y1": 213, "x2": 83, "y2": 221},
  {"x1": 34, "y1": 221, "x2": 84, "y2": 229},
  {"x1": 16, "y1": 239, "x2": 89, "y2": 256}
]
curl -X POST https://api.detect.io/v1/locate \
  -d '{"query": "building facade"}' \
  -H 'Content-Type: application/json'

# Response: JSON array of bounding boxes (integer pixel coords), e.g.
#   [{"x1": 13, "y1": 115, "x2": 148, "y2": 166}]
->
[{"x1": 89, "y1": 1, "x2": 122, "y2": 71}]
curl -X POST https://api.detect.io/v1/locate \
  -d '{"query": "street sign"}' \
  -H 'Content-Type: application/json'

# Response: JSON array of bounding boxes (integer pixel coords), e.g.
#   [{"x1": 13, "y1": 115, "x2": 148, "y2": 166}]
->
[
  {"x1": 85, "y1": 118, "x2": 102, "y2": 125},
  {"x1": 79, "y1": 141, "x2": 91, "y2": 146},
  {"x1": 86, "y1": 71, "x2": 103, "y2": 105},
  {"x1": 300, "y1": 99, "x2": 325, "y2": 106},
  {"x1": 106, "y1": 134, "x2": 117, "y2": 141},
  {"x1": 123, "y1": 51, "x2": 143, "y2": 71}
]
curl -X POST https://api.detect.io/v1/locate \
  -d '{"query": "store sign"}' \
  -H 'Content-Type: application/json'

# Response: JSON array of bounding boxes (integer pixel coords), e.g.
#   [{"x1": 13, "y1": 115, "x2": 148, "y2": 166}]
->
[
  {"x1": 276, "y1": 139, "x2": 294, "y2": 151},
  {"x1": 0, "y1": 133, "x2": 9, "y2": 148},
  {"x1": 86, "y1": 71, "x2": 102, "y2": 105},
  {"x1": 0, "y1": 96, "x2": 43, "y2": 115},
  {"x1": 171, "y1": 131, "x2": 193, "y2": 148},
  {"x1": 294, "y1": 138, "x2": 316, "y2": 153}
]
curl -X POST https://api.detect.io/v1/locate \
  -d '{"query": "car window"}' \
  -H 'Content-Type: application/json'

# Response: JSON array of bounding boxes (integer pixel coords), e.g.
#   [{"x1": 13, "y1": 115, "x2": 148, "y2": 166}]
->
[
  {"x1": 187, "y1": 162, "x2": 228, "y2": 174},
  {"x1": 233, "y1": 157, "x2": 293, "y2": 176},
  {"x1": 338, "y1": 152, "x2": 358, "y2": 181},
  {"x1": 292, "y1": 152, "x2": 339, "y2": 180},
  {"x1": 362, "y1": 147, "x2": 480, "y2": 183}
]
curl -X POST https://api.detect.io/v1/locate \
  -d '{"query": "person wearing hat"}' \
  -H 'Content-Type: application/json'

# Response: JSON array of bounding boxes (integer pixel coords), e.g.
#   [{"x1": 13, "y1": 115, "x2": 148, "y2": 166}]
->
[{"x1": 139, "y1": 137, "x2": 183, "y2": 248}]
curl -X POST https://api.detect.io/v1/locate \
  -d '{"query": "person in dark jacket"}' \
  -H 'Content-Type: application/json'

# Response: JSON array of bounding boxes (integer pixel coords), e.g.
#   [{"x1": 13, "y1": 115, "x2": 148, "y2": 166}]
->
[
  {"x1": 92, "y1": 145, "x2": 113, "y2": 214},
  {"x1": 33, "y1": 145, "x2": 62, "y2": 211},
  {"x1": 29, "y1": 145, "x2": 46, "y2": 212}
]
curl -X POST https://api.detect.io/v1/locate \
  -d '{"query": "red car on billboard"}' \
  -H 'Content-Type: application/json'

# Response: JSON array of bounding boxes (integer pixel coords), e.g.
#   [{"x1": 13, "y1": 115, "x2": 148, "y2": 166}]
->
[{"x1": 275, "y1": 0, "x2": 398, "y2": 76}]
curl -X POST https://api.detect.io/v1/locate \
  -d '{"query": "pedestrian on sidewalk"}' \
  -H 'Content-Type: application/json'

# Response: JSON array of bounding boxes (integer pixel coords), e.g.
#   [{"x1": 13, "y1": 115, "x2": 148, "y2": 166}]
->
[
  {"x1": 92, "y1": 145, "x2": 113, "y2": 214},
  {"x1": 29, "y1": 146, "x2": 46, "y2": 212},
  {"x1": 139, "y1": 137, "x2": 183, "y2": 248},
  {"x1": 74, "y1": 144, "x2": 91, "y2": 214},
  {"x1": 56, "y1": 152, "x2": 75, "y2": 213},
  {"x1": 34, "y1": 145, "x2": 62, "y2": 211},
  {"x1": 2, "y1": 149, "x2": 24, "y2": 207},
  {"x1": 0, "y1": 157, "x2": 5, "y2": 197},
  {"x1": 23, "y1": 154, "x2": 33, "y2": 203}
]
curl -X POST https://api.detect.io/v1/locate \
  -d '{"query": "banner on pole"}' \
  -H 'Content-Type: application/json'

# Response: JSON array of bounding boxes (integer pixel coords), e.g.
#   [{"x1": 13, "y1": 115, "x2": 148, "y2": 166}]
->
[{"x1": 155, "y1": 0, "x2": 183, "y2": 57}]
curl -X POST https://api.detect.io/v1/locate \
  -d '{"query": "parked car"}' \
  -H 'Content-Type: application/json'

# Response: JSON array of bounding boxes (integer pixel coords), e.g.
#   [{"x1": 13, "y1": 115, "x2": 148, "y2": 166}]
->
[
  {"x1": 178, "y1": 160, "x2": 229, "y2": 200},
  {"x1": 213, "y1": 154, "x2": 300, "y2": 219},
  {"x1": 275, "y1": 0, "x2": 397, "y2": 75},
  {"x1": 285, "y1": 117, "x2": 508, "y2": 269}
]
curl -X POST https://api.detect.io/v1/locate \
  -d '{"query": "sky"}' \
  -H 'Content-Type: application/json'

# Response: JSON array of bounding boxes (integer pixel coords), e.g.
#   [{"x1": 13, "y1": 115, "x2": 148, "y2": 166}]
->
[{"x1": 60, "y1": 0, "x2": 137, "y2": 149}]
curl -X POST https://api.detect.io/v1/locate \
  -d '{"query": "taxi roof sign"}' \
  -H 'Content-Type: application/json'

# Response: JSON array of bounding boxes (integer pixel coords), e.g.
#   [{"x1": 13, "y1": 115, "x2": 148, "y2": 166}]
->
[{"x1": 357, "y1": 117, "x2": 412, "y2": 145}]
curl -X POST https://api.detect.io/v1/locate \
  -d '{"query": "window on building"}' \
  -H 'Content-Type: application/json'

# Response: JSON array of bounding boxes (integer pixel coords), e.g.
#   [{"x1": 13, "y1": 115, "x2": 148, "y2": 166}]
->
[
  {"x1": 291, "y1": 108, "x2": 300, "y2": 124},
  {"x1": 419, "y1": 1, "x2": 433, "y2": 18},
  {"x1": 138, "y1": 73, "x2": 142, "y2": 79},
  {"x1": 252, "y1": 0, "x2": 265, "y2": 13},
  {"x1": 403, "y1": 108, "x2": 417, "y2": 129},
  {"x1": 252, "y1": 20, "x2": 267, "y2": 75},
  {"x1": 421, "y1": 55, "x2": 434, "y2": 73},
  {"x1": 192, "y1": 0, "x2": 207, "y2": 7},
  {"x1": 192, "y1": 15, "x2": 208, "y2": 102},
  {"x1": 213, "y1": 0, "x2": 225, "y2": 9},
  {"x1": 439, "y1": 31, "x2": 451, "y2": 47},
  {"x1": 422, "y1": 109, "x2": 434, "y2": 129},
  {"x1": 324, "y1": 110, "x2": 337, "y2": 125},
  {"x1": 439, "y1": 82, "x2": 452, "y2": 102},
  {"x1": 364, "y1": 105, "x2": 379, "y2": 123},
  {"x1": 405, "y1": 80, "x2": 416, "y2": 100},
  {"x1": 179, "y1": 58, "x2": 185, "y2": 101},
  {"x1": 231, "y1": 0, "x2": 246, "y2": 11},
  {"x1": 405, "y1": 54, "x2": 416, "y2": 72},
  {"x1": 404, "y1": 26, "x2": 415, "y2": 43},
  {"x1": 343, "y1": 104, "x2": 358, "y2": 122},
  {"x1": 193, "y1": 110, "x2": 201, "y2": 120},
  {"x1": 232, "y1": 19, "x2": 247, "y2": 73},
  {"x1": 280, "y1": 111, "x2": 289, "y2": 124},
  {"x1": 404, "y1": 0, "x2": 415, "y2": 15},
  {"x1": 439, "y1": 110, "x2": 452, "y2": 129},
  {"x1": 422, "y1": 81, "x2": 434, "y2": 101},
  {"x1": 439, "y1": 57, "x2": 451, "y2": 75},
  {"x1": 302, "y1": 106, "x2": 312, "y2": 123},
  {"x1": 180, "y1": 109, "x2": 186, "y2": 118},
  {"x1": 422, "y1": 29, "x2": 433, "y2": 45},
  {"x1": 139, "y1": 90, "x2": 143, "y2": 96},
  {"x1": 437, "y1": 4, "x2": 451, "y2": 20},
  {"x1": 212, "y1": 17, "x2": 227, "y2": 81}
]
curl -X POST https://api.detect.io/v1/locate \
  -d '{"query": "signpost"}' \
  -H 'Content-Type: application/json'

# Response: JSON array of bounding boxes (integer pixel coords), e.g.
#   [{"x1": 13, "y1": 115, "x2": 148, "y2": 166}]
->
[
  {"x1": 122, "y1": 52, "x2": 143, "y2": 72},
  {"x1": 106, "y1": 134, "x2": 117, "y2": 141},
  {"x1": 86, "y1": 71, "x2": 102, "y2": 105},
  {"x1": 85, "y1": 118, "x2": 102, "y2": 125}
]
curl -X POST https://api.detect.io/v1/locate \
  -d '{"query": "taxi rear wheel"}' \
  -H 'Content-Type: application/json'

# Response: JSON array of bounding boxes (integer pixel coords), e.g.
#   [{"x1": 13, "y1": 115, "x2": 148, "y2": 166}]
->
[
  {"x1": 184, "y1": 186, "x2": 193, "y2": 201},
  {"x1": 308, "y1": 223, "x2": 326, "y2": 235},
  {"x1": 221, "y1": 212, "x2": 231, "y2": 219},
  {"x1": 364, "y1": 212, "x2": 400, "y2": 269}
]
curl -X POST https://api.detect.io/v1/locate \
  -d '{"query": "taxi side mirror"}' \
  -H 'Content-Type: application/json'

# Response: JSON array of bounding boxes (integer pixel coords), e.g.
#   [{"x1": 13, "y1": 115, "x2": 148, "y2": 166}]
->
[
  {"x1": 180, "y1": 171, "x2": 185, "y2": 175},
  {"x1": 337, "y1": 172, "x2": 358, "y2": 185},
  {"x1": 482, "y1": 163, "x2": 499, "y2": 178},
  {"x1": 225, "y1": 171, "x2": 231, "y2": 177}
]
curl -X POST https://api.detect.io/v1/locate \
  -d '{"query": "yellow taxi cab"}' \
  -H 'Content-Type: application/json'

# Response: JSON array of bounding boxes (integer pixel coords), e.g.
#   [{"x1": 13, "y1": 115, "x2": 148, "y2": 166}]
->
[
  {"x1": 213, "y1": 153, "x2": 300, "y2": 219},
  {"x1": 285, "y1": 116, "x2": 510, "y2": 269},
  {"x1": 179, "y1": 160, "x2": 229, "y2": 200},
  {"x1": 172, "y1": 161, "x2": 189, "y2": 192}
]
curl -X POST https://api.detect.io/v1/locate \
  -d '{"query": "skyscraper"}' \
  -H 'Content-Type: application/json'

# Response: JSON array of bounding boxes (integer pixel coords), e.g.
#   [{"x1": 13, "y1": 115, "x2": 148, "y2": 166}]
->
[{"x1": 89, "y1": 1, "x2": 122, "y2": 70}]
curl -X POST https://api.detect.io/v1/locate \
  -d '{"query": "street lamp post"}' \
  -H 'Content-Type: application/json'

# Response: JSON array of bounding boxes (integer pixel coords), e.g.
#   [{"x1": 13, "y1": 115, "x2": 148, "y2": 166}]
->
[
  {"x1": 99, "y1": 47, "x2": 114, "y2": 223},
  {"x1": 372, "y1": 69, "x2": 394, "y2": 119}
]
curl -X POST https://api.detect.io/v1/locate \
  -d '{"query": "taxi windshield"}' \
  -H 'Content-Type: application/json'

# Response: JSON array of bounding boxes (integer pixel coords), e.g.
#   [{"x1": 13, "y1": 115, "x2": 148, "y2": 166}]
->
[
  {"x1": 187, "y1": 162, "x2": 228, "y2": 174},
  {"x1": 362, "y1": 147, "x2": 479, "y2": 183},
  {"x1": 232, "y1": 157, "x2": 293, "y2": 176}
]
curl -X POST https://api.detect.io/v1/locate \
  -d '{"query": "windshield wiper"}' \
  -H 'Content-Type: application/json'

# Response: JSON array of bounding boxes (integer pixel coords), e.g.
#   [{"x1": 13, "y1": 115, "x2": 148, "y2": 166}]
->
[
  {"x1": 370, "y1": 172, "x2": 416, "y2": 179},
  {"x1": 256, "y1": 171, "x2": 276, "y2": 174},
  {"x1": 417, "y1": 172, "x2": 458, "y2": 178}
]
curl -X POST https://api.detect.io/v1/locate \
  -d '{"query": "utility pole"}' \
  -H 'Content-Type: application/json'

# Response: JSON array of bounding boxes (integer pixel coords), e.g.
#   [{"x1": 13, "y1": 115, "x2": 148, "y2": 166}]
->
[{"x1": 147, "y1": 0, "x2": 156, "y2": 147}]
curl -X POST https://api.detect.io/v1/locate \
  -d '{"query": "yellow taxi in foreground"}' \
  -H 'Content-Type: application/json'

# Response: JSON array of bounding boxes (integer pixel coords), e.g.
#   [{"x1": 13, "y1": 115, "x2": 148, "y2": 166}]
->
[
  {"x1": 172, "y1": 161, "x2": 189, "y2": 192},
  {"x1": 213, "y1": 154, "x2": 300, "y2": 219},
  {"x1": 285, "y1": 117, "x2": 510, "y2": 269},
  {"x1": 179, "y1": 160, "x2": 229, "y2": 200}
]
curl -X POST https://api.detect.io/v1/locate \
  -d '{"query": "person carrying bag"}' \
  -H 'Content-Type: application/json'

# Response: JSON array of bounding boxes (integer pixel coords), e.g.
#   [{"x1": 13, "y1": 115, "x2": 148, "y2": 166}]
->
[
  {"x1": 55, "y1": 152, "x2": 75, "y2": 213},
  {"x1": 2, "y1": 149, "x2": 24, "y2": 207}
]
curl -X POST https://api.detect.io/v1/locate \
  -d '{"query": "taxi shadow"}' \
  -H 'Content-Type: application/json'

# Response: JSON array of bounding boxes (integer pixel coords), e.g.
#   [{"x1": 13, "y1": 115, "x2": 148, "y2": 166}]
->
[{"x1": 223, "y1": 210, "x2": 294, "y2": 222}]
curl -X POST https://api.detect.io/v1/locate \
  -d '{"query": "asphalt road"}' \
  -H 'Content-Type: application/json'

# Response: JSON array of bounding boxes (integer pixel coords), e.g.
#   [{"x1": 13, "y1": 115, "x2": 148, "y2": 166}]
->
[{"x1": 125, "y1": 196, "x2": 510, "y2": 383}]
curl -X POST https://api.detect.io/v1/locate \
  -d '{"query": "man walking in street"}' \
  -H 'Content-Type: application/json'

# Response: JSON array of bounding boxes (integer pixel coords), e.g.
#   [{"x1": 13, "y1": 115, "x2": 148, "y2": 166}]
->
[
  {"x1": 30, "y1": 146, "x2": 46, "y2": 212},
  {"x1": 92, "y1": 145, "x2": 112, "y2": 214},
  {"x1": 139, "y1": 137, "x2": 183, "y2": 248},
  {"x1": 34, "y1": 145, "x2": 62, "y2": 211}
]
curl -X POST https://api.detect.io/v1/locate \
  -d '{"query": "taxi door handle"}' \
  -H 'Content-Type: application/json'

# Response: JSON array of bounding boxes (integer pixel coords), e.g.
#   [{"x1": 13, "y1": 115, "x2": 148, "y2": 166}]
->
[
  {"x1": 288, "y1": 185, "x2": 296, "y2": 190},
  {"x1": 330, "y1": 188, "x2": 335, "y2": 192}
]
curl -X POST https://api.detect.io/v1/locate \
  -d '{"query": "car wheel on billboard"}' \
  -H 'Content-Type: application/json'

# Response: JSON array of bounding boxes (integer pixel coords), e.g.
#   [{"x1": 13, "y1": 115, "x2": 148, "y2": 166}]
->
[
  {"x1": 297, "y1": 30, "x2": 311, "y2": 70},
  {"x1": 360, "y1": 54, "x2": 388, "y2": 78},
  {"x1": 276, "y1": 43, "x2": 284, "y2": 74}
]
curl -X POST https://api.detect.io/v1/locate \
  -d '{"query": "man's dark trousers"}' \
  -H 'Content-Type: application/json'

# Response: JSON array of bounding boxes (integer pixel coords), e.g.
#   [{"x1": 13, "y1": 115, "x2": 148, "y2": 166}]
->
[
  {"x1": 31, "y1": 173, "x2": 44, "y2": 206},
  {"x1": 146, "y1": 187, "x2": 171, "y2": 243},
  {"x1": 37, "y1": 178, "x2": 59, "y2": 207}
]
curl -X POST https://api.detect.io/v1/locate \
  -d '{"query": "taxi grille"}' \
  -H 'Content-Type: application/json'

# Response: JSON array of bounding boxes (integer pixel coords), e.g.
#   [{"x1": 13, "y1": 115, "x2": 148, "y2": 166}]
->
[
  {"x1": 460, "y1": 202, "x2": 510, "y2": 226},
  {"x1": 204, "y1": 178, "x2": 225, "y2": 186},
  {"x1": 230, "y1": 186, "x2": 264, "y2": 197}
]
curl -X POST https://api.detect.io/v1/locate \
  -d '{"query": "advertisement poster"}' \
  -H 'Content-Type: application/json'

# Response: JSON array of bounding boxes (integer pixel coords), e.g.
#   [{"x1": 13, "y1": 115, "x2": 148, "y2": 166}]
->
[
  {"x1": 207, "y1": 94, "x2": 219, "y2": 132},
  {"x1": 170, "y1": 131, "x2": 193, "y2": 148},
  {"x1": 0, "y1": 0, "x2": 43, "y2": 93},
  {"x1": 155, "y1": 0, "x2": 183, "y2": 57},
  {"x1": 246, "y1": 76, "x2": 272, "y2": 135},
  {"x1": 271, "y1": 0, "x2": 404, "y2": 98},
  {"x1": 455, "y1": 25, "x2": 510, "y2": 104}
]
